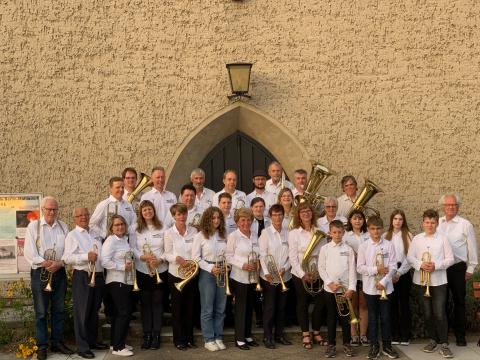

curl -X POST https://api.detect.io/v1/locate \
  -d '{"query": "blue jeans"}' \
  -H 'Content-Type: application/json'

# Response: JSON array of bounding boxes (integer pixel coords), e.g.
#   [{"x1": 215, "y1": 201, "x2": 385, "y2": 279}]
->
[
  {"x1": 364, "y1": 293, "x2": 391, "y2": 346},
  {"x1": 198, "y1": 269, "x2": 226, "y2": 342},
  {"x1": 418, "y1": 284, "x2": 448, "y2": 344},
  {"x1": 31, "y1": 268, "x2": 67, "y2": 350}
]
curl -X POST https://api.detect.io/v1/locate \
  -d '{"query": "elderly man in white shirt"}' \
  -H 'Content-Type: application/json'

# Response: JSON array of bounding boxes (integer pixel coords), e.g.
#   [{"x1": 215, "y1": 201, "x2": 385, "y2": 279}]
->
[
  {"x1": 189, "y1": 168, "x2": 215, "y2": 212},
  {"x1": 141, "y1": 166, "x2": 177, "y2": 224},
  {"x1": 336, "y1": 175, "x2": 358, "y2": 218},
  {"x1": 291, "y1": 169, "x2": 308, "y2": 198},
  {"x1": 265, "y1": 161, "x2": 293, "y2": 198},
  {"x1": 316, "y1": 196, "x2": 347, "y2": 234},
  {"x1": 437, "y1": 193, "x2": 478, "y2": 347},
  {"x1": 212, "y1": 169, "x2": 247, "y2": 213},
  {"x1": 246, "y1": 169, "x2": 276, "y2": 216}
]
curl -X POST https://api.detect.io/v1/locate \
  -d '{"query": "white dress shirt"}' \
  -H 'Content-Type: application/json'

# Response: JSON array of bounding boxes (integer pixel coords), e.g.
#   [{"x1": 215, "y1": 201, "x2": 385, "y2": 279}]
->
[
  {"x1": 292, "y1": 188, "x2": 303, "y2": 198},
  {"x1": 194, "y1": 187, "x2": 215, "y2": 212},
  {"x1": 438, "y1": 215, "x2": 478, "y2": 274},
  {"x1": 62, "y1": 226, "x2": 103, "y2": 272},
  {"x1": 132, "y1": 225, "x2": 168, "y2": 275},
  {"x1": 24, "y1": 218, "x2": 68, "y2": 269},
  {"x1": 225, "y1": 214, "x2": 237, "y2": 235},
  {"x1": 226, "y1": 229, "x2": 259, "y2": 284},
  {"x1": 89, "y1": 195, "x2": 137, "y2": 239},
  {"x1": 259, "y1": 225, "x2": 291, "y2": 282},
  {"x1": 213, "y1": 189, "x2": 247, "y2": 213},
  {"x1": 164, "y1": 205, "x2": 203, "y2": 229},
  {"x1": 316, "y1": 215, "x2": 347, "y2": 233},
  {"x1": 191, "y1": 231, "x2": 227, "y2": 273},
  {"x1": 357, "y1": 237, "x2": 397, "y2": 296},
  {"x1": 344, "y1": 230, "x2": 369, "y2": 278},
  {"x1": 251, "y1": 217, "x2": 272, "y2": 238},
  {"x1": 163, "y1": 225, "x2": 198, "y2": 276},
  {"x1": 140, "y1": 188, "x2": 177, "y2": 224},
  {"x1": 265, "y1": 179, "x2": 293, "y2": 197},
  {"x1": 246, "y1": 190, "x2": 277, "y2": 217},
  {"x1": 388, "y1": 231, "x2": 412, "y2": 276},
  {"x1": 288, "y1": 227, "x2": 327, "y2": 279},
  {"x1": 336, "y1": 194, "x2": 356, "y2": 218},
  {"x1": 101, "y1": 234, "x2": 132, "y2": 285},
  {"x1": 318, "y1": 240, "x2": 357, "y2": 294},
  {"x1": 407, "y1": 231, "x2": 455, "y2": 287}
]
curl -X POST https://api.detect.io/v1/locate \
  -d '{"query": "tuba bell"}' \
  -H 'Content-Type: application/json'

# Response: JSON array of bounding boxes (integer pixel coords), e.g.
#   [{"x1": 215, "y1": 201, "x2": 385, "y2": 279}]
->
[
  {"x1": 346, "y1": 179, "x2": 382, "y2": 220},
  {"x1": 175, "y1": 260, "x2": 199, "y2": 292},
  {"x1": 301, "y1": 229, "x2": 327, "y2": 295},
  {"x1": 127, "y1": 173, "x2": 152, "y2": 204}
]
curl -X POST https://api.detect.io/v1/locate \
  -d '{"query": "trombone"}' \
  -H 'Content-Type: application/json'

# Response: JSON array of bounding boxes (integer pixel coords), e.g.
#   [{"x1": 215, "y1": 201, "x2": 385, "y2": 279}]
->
[
  {"x1": 87, "y1": 244, "x2": 98, "y2": 288},
  {"x1": 175, "y1": 260, "x2": 199, "y2": 292},
  {"x1": 420, "y1": 248, "x2": 431, "y2": 297},
  {"x1": 265, "y1": 254, "x2": 288, "y2": 292},
  {"x1": 215, "y1": 251, "x2": 232, "y2": 296},
  {"x1": 374, "y1": 249, "x2": 388, "y2": 300},
  {"x1": 125, "y1": 251, "x2": 140, "y2": 291},
  {"x1": 248, "y1": 246, "x2": 262, "y2": 292},
  {"x1": 335, "y1": 282, "x2": 359, "y2": 324},
  {"x1": 143, "y1": 243, "x2": 162, "y2": 284}
]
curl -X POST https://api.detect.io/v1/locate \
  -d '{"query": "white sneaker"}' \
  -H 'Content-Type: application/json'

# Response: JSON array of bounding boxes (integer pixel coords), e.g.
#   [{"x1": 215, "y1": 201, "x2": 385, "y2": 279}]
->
[
  {"x1": 110, "y1": 345, "x2": 133, "y2": 351},
  {"x1": 112, "y1": 349, "x2": 133, "y2": 357},
  {"x1": 215, "y1": 339, "x2": 226, "y2": 350},
  {"x1": 204, "y1": 341, "x2": 219, "y2": 351},
  {"x1": 400, "y1": 341, "x2": 410, "y2": 346}
]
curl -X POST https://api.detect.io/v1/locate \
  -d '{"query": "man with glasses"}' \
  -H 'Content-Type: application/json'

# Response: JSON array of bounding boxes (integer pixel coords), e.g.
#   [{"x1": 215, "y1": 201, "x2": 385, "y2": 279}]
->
[
  {"x1": 438, "y1": 194, "x2": 478, "y2": 346},
  {"x1": 317, "y1": 197, "x2": 347, "y2": 234},
  {"x1": 122, "y1": 167, "x2": 142, "y2": 210},
  {"x1": 337, "y1": 176, "x2": 358, "y2": 218},
  {"x1": 24, "y1": 196, "x2": 73, "y2": 360}
]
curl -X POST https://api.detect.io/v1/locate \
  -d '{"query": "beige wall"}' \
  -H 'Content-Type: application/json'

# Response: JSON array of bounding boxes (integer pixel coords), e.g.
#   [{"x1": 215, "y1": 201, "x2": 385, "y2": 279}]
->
[{"x1": 1, "y1": 1, "x2": 480, "y2": 234}]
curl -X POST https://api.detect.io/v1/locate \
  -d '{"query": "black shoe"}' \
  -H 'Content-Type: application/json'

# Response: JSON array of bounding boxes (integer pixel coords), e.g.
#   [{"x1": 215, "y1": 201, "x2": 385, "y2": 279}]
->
[
  {"x1": 78, "y1": 350, "x2": 95, "y2": 359},
  {"x1": 37, "y1": 349, "x2": 47, "y2": 360},
  {"x1": 141, "y1": 333, "x2": 152, "y2": 349},
  {"x1": 246, "y1": 339, "x2": 259, "y2": 347},
  {"x1": 382, "y1": 345, "x2": 399, "y2": 359},
  {"x1": 367, "y1": 344, "x2": 380, "y2": 359},
  {"x1": 456, "y1": 339, "x2": 467, "y2": 347},
  {"x1": 263, "y1": 338, "x2": 276, "y2": 349},
  {"x1": 51, "y1": 343, "x2": 74, "y2": 355},
  {"x1": 91, "y1": 343, "x2": 108, "y2": 350},
  {"x1": 275, "y1": 337, "x2": 292, "y2": 345},
  {"x1": 187, "y1": 342, "x2": 197, "y2": 349},
  {"x1": 236, "y1": 342, "x2": 250, "y2": 350},
  {"x1": 150, "y1": 334, "x2": 160, "y2": 350},
  {"x1": 175, "y1": 344, "x2": 187, "y2": 351}
]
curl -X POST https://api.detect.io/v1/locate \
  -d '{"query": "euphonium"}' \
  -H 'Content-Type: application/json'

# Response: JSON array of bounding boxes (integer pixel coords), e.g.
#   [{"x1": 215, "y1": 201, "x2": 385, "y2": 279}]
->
[
  {"x1": 175, "y1": 260, "x2": 199, "y2": 292},
  {"x1": 301, "y1": 229, "x2": 327, "y2": 295},
  {"x1": 127, "y1": 173, "x2": 152, "y2": 203},
  {"x1": 41, "y1": 248, "x2": 56, "y2": 292},
  {"x1": 248, "y1": 249, "x2": 262, "y2": 292},
  {"x1": 265, "y1": 254, "x2": 288, "y2": 292},
  {"x1": 143, "y1": 243, "x2": 162, "y2": 284},
  {"x1": 215, "y1": 252, "x2": 232, "y2": 296},
  {"x1": 125, "y1": 251, "x2": 140, "y2": 291},
  {"x1": 335, "y1": 282, "x2": 359, "y2": 324},
  {"x1": 87, "y1": 244, "x2": 98, "y2": 288},
  {"x1": 346, "y1": 179, "x2": 382, "y2": 220},
  {"x1": 420, "y1": 250, "x2": 432, "y2": 298},
  {"x1": 374, "y1": 249, "x2": 388, "y2": 300}
]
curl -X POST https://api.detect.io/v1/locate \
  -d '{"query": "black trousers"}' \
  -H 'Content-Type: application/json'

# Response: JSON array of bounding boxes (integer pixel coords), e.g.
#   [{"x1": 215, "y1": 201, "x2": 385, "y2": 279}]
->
[
  {"x1": 108, "y1": 282, "x2": 133, "y2": 351},
  {"x1": 447, "y1": 261, "x2": 467, "y2": 341},
  {"x1": 261, "y1": 278, "x2": 289, "y2": 340},
  {"x1": 137, "y1": 270, "x2": 167, "y2": 334},
  {"x1": 168, "y1": 273, "x2": 196, "y2": 346},
  {"x1": 72, "y1": 270, "x2": 105, "y2": 352},
  {"x1": 231, "y1": 279, "x2": 255, "y2": 342},
  {"x1": 390, "y1": 272, "x2": 412, "y2": 342},
  {"x1": 325, "y1": 292, "x2": 351, "y2": 345},
  {"x1": 292, "y1": 275, "x2": 325, "y2": 332}
]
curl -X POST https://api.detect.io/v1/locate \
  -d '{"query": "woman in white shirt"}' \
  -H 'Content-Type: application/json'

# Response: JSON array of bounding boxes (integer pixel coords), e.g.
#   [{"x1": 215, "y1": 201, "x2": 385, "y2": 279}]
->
[
  {"x1": 343, "y1": 209, "x2": 369, "y2": 347},
  {"x1": 133, "y1": 200, "x2": 167, "y2": 350},
  {"x1": 191, "y1": 207, "x2": 228, "y2": 352},
  {"x1": 164, "y1": 203, "x2": 199, "y2": 351},
  {"x1": 225, "y1": 208, "x2": 260, "y2": 350},
  {"x1": 383, "y1": 209, "x2": 412, "y2": 346},
  {"x1": 277, "y1": 188, "x2": 294, "y2": 231},
  {"x1": 101, "y1": 215, "x2": 134, "y2": 357}
]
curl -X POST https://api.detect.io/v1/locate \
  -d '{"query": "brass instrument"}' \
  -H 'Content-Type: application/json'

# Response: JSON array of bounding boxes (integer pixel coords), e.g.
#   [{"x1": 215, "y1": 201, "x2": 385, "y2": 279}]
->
[
  {"x1": 375, "y1": 249, "x2": 388, "y2": 300},
  {"x1": 346, "y1": 179, "x2": 382, "y2": 220},
  {"x1": 190, "y1": 213, "x2": 201, "y2": 228},
  {"x1": 87, "y1": 244, "x2": 98, "y2": 288},
  {"x1": 248, "y1": 248, "x2": 262, "y2": 292},
  {"x1": 335, "y1": 282, "x2": 359, "y2": 324},
  {"x1": 106, "y1": 203, "x2": 118, "y2": 233},
  {"x1": 281, "y1": 171, "x2": 286, "y2": 190},
  {"x1": 420, "y1": 249, "x2": 431, "y2": 297},
  {"x1": 125, "y1": 251, "x2": 140, "y2": 291},
  {"x1": 265, "y1": 254, "x2": 288, "y2": 292},
  {"x1": 175, "y1": 260, "x2": 199, "y2": 292},
  {"x1": 301, "y1": 229, "x2": 327, "y2": 295},
  {"x1": 215, "y1": 251, "x2": 232, "y2": 296},
  {"x1": 41, "y1": 248, "x2": 56, "y2": 292},
  {"x1": 143, "y1": 243, "x2": 162, "y2": 284},
  {"x1": 127, "y1": 173, "x2": 152, "y2": 203}
]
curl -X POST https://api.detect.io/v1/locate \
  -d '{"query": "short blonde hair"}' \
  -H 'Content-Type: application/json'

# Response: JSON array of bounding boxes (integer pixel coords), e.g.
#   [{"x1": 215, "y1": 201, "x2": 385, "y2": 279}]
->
[{"x1": 234, "y1": 207, "x2": 254, "y2": 223}]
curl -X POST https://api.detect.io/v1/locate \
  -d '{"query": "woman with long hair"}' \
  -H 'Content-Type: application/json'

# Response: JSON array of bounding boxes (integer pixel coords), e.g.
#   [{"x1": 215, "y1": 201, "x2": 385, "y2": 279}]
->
[
  {"x1": 343, "y1": 209, "x2": 369, "y2": 347},
  {"x1": 191, "y1": 207, "x2": 228, "y2": 352},
  {"x1": 384, "y1": 209, "x2": 412, "y2": 346},
  {"x1": 278, "y1": 188, "x2": 294, "y2": 231},
  {"x1": 132, "y1": 200, "x2": 167, "y2": 350}
]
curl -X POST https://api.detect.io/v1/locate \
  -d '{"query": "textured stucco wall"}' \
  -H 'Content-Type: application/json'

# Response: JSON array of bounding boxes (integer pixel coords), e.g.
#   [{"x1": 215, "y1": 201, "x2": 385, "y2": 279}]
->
[{"x1": 1, "y1": 0, "x2": 480, "y2": 233}]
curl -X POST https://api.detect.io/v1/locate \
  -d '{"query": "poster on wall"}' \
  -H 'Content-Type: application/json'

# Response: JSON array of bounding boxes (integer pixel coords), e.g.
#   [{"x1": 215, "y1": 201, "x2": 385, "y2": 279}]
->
[{"x1": 0, "y1": 194, "x2": 42, "y2": 274}]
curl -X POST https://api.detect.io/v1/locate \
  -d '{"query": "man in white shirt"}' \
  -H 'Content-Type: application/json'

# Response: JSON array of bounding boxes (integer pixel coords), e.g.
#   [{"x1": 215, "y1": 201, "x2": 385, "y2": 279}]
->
[
  {"x1": 122, "y1": 167, "x2": 145, "y2": 211},
  {"x1": 89, "y1": 177, "x2": 137, "y2": 239},
  {"x1": 317, "y1": 197, "x2": 347, "y2": 234},
  {"x1": 265, "y1": 161, "x2": 293, "y2": 197},
  {"x1": 437, "y1": 193, "x2": 478, "y2": 347},
  {"x1": 292, "y1": 169, "x2": 308, "y2": 198},
  {"x1": 246, "y1": 169, "x2": 276, "y2": 216},
  {"x1": 24, "y1": 196, "x2": 73, "y2": 360},
  {"x1": 140, "y1": 166, "x2": 177, "y2": 224},
  {"x1": 337, "y1": 175, "x2": 358, "y2": 218},
  {"x1": 165, "y1": 184, "x2": 203, "y2": 229},
  {"x1": 189, "y1": 168, "x2": 215, "y2": 212},
  {"x1": 407, "y1": 209, "x2": 454, "y2": 358},
  {"x1": 212, "y1": 169, "x2": 247, "y2": 213},
  {"x1": 218, "y1": 193, "x2": 237, "y2": 235},
  {"x1": 62, "y1": 208, "x2": 107, "y2": 358}
]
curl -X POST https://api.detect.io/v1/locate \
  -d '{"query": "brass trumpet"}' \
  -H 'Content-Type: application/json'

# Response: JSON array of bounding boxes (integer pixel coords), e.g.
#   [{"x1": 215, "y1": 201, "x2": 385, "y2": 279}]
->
[
  {"x1": 175, "y1": 260, "x2": 199, "y2": 292},
  {"x1": 301, "y1": 229, "x2": 326, "y2": 295},
  {"x1": 143, "y1": 243, "x2": 162, "y2": 284},
  {"x1": 41, "y1": 248, "x2": 56, "y2": 292},
  {"x1": 248, "y1": 248, "x2": 262, "y2": 292},
  {"x1": 215, "y1": 252, "x2": 232, "y2": 296},
  {"x1": 125, "y1": 251, "x2": 140, "y2": 291},
  {"x1": 265, "y1": 254, "x2": 288, "y2": 292},
  {"x1": 420, "y1": 249, "x2": 431, "y2": 297},
  {"x1": 87, "y1": 244, "x2": 98, "y2": 288},
  {"x1": 375, "y1": 249, "x2": 388, "y2": 300},
  {"x1": 335, "y1": 282, "x2": 359, "y2": 324}
]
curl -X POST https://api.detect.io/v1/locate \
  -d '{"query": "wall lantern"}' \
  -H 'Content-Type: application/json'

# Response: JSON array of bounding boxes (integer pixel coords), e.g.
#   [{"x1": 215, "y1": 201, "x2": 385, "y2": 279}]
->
[{"x1": 226, "y1": 63, "x2": 253, "y2": 100}]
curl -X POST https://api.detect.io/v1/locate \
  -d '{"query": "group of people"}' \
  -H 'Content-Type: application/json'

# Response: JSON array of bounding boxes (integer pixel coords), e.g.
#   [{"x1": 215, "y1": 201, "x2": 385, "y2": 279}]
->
[{"x1": 23, "y1": 161, "x2": 478, "y2": 360}]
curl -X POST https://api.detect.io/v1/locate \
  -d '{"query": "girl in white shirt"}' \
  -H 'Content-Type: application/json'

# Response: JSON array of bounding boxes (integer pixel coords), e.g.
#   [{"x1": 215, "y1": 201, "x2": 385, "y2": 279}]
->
[{"x1": 277, "y1": 188, "x2": 294, "y2": 231}]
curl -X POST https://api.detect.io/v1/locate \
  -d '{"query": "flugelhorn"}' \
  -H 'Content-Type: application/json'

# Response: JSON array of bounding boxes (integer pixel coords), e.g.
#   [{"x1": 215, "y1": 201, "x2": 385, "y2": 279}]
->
[
  {"x1": 127, "y1": 173, "x2": 152, "y2": 203},
  {"x1": 215, "y1": 251, "x2": 232, "y2": 296},
  {"x1": 374, "y1": 249, "x2": 388, "y2": 300},
  {"x1": 87, "y1": 244, "x2": 98, "y2": 288},
  {"x1": 175, "y1": 260, "x2": 199, "y2": 292},
  {"x1": 143, "y1": 243, "x2": 162, "y2": 284},
  {"x1": 125, "y1": 251, "x2": 140, "y2": 291},
  {"x1": 301, "y1": 229, "x2": 326, "y2": 295},
  {"x1": 41, "y1": 248, "x2": 56, "y2": 292},
  {"x1": 346, "y1": 179, "x2": 382, "y2": 220},
  {"x1": 335, "y1": 282, "x2": 359, "y2": 324},
  {"x1": 265, "y1": 254, "x2": 288, "y2": 292},
  {"x1": 248, "y1": 248, "x2": 262, "y2": 292},
  {"x1": 420, "y1": 249, "x2": 431, "y2": 297}
]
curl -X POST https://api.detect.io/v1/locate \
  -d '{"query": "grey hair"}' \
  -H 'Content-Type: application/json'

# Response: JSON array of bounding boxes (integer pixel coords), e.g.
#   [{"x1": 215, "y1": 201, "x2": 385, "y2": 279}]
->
[
  {"x1": 190, "y1": 168, "x2": 205, "y2": 179},
  {"x1": 72, "y1": 207, "x2": 89, "y2": 217},
  {"x1": 439, "y1": 193, "x2": 462, "y2": 207},
  {"x1": 151, "y1": 166, "x2": 165, "y2": 174},
  {"x1": 268, "y1": 161, "x2": 282, "y2": 170},
  {"x1": 41, "y1": 196, "x2": 58, "y2": 208},
  {"x1": 323, "y1": 196, "x2": 338, "y2": 206}
]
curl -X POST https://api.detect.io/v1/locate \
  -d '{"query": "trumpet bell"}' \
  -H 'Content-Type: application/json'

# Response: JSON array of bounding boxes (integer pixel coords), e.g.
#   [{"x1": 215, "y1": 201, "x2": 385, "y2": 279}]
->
[{"x1": 44, "y1": 281, "x2": 53, "y2": 292}]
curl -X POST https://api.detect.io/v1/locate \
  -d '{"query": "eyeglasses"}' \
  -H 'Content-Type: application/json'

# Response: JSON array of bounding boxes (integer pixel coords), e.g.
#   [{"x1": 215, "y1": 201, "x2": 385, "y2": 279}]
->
[
  {"x1": 325, "y1": 206, "x2": 337, "y2": 209},
  {"x1": 443, "y1": 204, "x2": 458, "y2": 207},
  {"x1": 112, "y1": 223, "x2": 125, "y2": 227},
  {"x1": 43, "y1": 208, "x2": 58, "y2": 212}
]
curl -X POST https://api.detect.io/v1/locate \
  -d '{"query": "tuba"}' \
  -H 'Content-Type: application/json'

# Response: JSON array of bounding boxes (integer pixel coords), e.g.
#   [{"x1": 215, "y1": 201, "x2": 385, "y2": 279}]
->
[
  {"x1": 335, "y1": 282, "x2": 359, "y2": 324},
  {"x1": 265, "y1": 254, "x2": 288, "y2": 292},
  {"x1": 125, "y1": 251, "x2": 140, "y2": 291},
  {"x1": 215, "y1": 251, "x2": 232, "y2": 296},
  {"x1": 175, "y1": 260, "x2": 199, "y2": 292},
  {"x1": 374, "y1": 249, "x2": 388, "y2": 300},
  {"x1": 346, "y1": 179, "x2": 382, "y2": 220},
  {"x1": 41, "y1": 248, "x2": 56, "y2": 292},
  {"x1": 420, "y1": 249, "x2": 431, "y2": 297},
  {"x1": 127, "y1": 173, "x2": 152, "y2": 204},
  {"x1": 301, "y1": 229, "x2": 327, "y2": 295},
  {"x1": 143, "y1": 243, "x2": 162, "y2": 284},
  {"x1": 87, "y1": 244, "x2": 98, "y2": 288}
]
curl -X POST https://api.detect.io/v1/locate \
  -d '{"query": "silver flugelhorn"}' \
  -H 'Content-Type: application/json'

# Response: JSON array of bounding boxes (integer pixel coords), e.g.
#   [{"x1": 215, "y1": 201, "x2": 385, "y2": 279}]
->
[
  {"x1": 143, "y1": 243, "x2": 162, "y2": 284},
  {"x1": 87, "y1": 244, "x2": 98, "y2": 288},
  {"x1": 265, "y1": 254, "x2": 288, "y2": 292},
  {"x1": 125, "y1": 251, "x2": 140, "y2": 291}
]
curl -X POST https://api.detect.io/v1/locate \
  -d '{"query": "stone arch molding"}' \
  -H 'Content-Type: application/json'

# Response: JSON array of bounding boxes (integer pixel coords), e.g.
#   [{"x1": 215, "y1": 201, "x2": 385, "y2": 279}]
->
[{"x1": 166, "y1": 102, "x2": 310, "y2": 194}]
